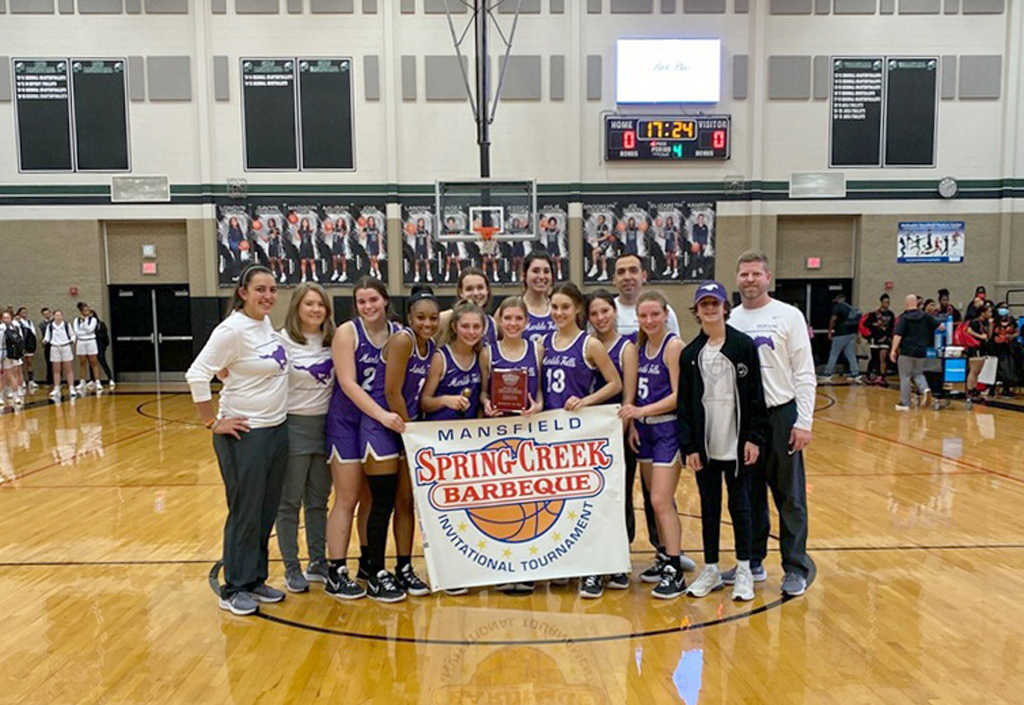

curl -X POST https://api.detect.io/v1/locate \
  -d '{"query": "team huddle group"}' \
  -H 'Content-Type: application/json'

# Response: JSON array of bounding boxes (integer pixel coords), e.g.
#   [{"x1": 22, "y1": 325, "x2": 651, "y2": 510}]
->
[{"x1": 188, "y1": 250, "x2": 816, "y2": 617}]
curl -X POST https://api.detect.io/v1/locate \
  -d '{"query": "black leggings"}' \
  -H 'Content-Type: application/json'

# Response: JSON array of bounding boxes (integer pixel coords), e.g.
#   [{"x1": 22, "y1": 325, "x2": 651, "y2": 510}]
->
[
  {"x1": 365, "y1": 474, "x2": 398, "y2": 576},
  {"x1": 695, "y1": 459, "x2": 752, "y2": 565}
]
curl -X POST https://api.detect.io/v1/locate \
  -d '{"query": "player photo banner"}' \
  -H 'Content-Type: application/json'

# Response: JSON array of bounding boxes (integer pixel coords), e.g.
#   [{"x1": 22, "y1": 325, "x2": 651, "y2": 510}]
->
[
  {"x1": 217, "y1": 200, "x2": 387, "y2": 287},
  {"x1": 403, "y1": 406, "x2": 630, "y2": 592},
  {"x1": 583, "y1": 200, "x2": 716, "y2": 284},
  {"x1": 897, "y1": 221, "x2": 965, "y2": 264}
]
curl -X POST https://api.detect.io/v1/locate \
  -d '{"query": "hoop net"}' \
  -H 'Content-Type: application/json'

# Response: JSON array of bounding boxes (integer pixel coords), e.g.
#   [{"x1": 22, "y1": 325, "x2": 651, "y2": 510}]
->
[{"x1": 474, "y1": 225, "x2": 500, "y2": 241}]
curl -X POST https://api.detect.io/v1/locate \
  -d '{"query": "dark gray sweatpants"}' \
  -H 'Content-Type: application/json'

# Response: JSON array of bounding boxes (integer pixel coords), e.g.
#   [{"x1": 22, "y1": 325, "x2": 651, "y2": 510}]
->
[
  {"x1": 750, "y1": 401, "x2": 815, "y2": 580},
  {"x1": 213, "y1": 424, "x2": 289, "y2": 597},
  {"x1": 276, "y1": 414, "x2": 331, "y2": 570}
]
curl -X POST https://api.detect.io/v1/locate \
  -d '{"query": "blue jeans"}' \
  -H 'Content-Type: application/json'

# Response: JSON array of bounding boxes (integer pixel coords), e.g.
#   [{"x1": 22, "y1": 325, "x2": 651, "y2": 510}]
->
[{"x1": 824, "y1": 333, "x2": 860, "y2": 377}]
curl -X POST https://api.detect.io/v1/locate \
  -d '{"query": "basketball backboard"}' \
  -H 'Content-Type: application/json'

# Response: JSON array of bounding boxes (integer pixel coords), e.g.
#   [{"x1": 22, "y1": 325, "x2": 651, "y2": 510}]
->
[{"x1": 436, "y1": 179, "x2": 537, "y2": 241}]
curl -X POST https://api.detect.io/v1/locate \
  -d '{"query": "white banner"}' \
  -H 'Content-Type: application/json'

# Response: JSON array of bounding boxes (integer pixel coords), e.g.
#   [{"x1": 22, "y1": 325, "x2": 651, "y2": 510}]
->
[{"x1": 403, "y1": 406, "x2": 630, "y2": 592}]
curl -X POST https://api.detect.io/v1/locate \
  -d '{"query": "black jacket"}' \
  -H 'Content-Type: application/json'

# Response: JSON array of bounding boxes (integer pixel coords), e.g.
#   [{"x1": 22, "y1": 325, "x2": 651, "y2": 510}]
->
[{"x1": 677, "y1": 326, "x2": 769, "y2": 474}]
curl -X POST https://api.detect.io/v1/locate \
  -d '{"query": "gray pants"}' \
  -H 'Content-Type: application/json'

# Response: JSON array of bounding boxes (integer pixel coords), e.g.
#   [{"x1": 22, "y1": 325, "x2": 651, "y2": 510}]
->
[
  {"x1": 897, "y1": 355, "x2": 930, "y2": 406},
  {"x1": 751, "y1": 401, "x2": 815, "y2": 580},
  {"x1": 824, "y1": 333, "x2": 860, "y2": 377},
  {"x1": 213, "y1": 424, "x2": 289, "y2": 598},
  {"x1": 276, "y1": 414, "x2": 331, "y2": 570}
]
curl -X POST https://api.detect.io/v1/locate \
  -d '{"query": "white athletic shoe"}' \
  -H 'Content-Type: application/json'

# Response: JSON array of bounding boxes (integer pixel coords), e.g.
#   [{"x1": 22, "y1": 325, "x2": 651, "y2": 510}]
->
[
  {"x1": 685, "y1": 565, "x2": 724, "y2": 598},
  {"x1": 95, "y1": 382, "x2": 104, "y2": 395},
  {"x1": 109, "y1": 381, "x2": 116, "y2": 389},
  {"x1": 28, "y1": 381, "x2": 38, "y2": 393},
  {"x1": 732, "y1": 564, "x2": 755, "y2": 602},
  {"x1": 13, "y1": 394, "x2": 24, "y2": 407},
  {"x1": 587, "y1": 265, "x2": 598, "y2": 278},
  {"x1": 597, "y1": 271, "x2": 609, "y2": 282},
  {"x1": 49, "y1": 388, "x2": 61, "y2": 400}
]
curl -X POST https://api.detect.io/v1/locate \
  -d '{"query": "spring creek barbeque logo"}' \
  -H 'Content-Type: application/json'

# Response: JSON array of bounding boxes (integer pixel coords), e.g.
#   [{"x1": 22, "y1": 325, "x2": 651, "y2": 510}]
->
[{"x1": 412, "y1": 418, "x2": 612, "y2": 573}]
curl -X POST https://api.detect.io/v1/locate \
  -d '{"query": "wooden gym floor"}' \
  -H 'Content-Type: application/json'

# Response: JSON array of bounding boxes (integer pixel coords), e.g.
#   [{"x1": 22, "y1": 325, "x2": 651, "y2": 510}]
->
[{"x1": 0, "y1": 383, "x2": 1021, "y2": 704}]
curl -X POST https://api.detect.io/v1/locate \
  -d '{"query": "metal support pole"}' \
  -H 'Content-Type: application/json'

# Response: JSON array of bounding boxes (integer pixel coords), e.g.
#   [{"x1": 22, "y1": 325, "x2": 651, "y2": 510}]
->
[{"x1": 475, "y1": 0, "x2": 490, "y2": 178}]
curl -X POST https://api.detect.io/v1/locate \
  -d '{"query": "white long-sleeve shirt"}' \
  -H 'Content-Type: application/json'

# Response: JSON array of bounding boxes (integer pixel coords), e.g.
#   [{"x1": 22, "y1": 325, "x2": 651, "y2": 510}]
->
[
  {"x1": 615, "y1": 297, "x2": 681, "y2": 337},
  {"x1": 73, "y1": 316, "x2": 98, "y2": 341},
  {"x1": 43, "y1": 320, "x2": 75, "y2": 347},
  {"x1": 186, "y1": 311, "x2": 289, "y2": 428},
  {"x1": 277, "y1": 329, "x2": 334, "y2": 416},
  {"x1": 729, "y1": 298, "x2": 817, "y2": 431}
]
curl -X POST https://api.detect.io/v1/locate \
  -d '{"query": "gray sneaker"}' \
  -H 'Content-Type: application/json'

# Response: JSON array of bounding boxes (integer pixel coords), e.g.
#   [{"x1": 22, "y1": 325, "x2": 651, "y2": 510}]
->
[
  {"x1": 678, "y1": 553, "x2": 697, "y2": 572},
  {"x1": 781, "y1": 572, "x2": 807, "y2": 597},
  {"x1": 251, "y1": 583, "x2": 286, "y2": 603},
  {"x1": 219, "y1": 591, "x2": 259, "y2": 616},
  {"x1": 305, "y1": 560, "x2": 330, "y2": 584},
  {"x1": 685, "y1": 565, "x2": 724, "y2": 598},
  {"x1": 284, "y1": 565, "x2": 309, "y2": 593},
  {"x1": 722, "y1": 562, "x2": 767, "y2": 584}
]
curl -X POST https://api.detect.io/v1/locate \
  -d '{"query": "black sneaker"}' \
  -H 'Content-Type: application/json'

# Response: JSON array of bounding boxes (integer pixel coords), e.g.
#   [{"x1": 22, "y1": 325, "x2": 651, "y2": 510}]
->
[
  {"x1": 395, "y1": 564, "x2": 431, "y2": 597},
  {"x1": 368, "y1": 570, "x2": 406, "y2": 603},
  {"x1": 640, "y1": 552, "x2": 668, "y2": 583},
  {"x1": 579, "y1": 575, "x2": 604, "y2": 599},
  {"x1": 326, "y1": 565, "x2": 366, "y2": 600},
  {"x1": 606, "y1": 573, "x2": 630, "y2": 590},
  {"x1": 652, "y1": 564, "x2": 686, "y2": 600},
  {"x1": 502, "y1": 581, "x2": 535, "y2": 594}
]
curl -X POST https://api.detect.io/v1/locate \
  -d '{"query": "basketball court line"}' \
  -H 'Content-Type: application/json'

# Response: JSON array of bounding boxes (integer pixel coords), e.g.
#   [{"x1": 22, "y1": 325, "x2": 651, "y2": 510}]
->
[
  {"x1": 814, "y1": 416, "x2": 1024, "y2": 487},
  {"x1": 3, "y1": 426, "x2": 159, "y2": 484}
]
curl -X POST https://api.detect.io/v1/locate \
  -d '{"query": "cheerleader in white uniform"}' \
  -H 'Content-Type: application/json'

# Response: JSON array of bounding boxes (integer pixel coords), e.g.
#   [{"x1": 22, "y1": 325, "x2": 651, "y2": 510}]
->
[
  {"x1": 73, "y1": 302, "x2": 103, "y2": 395},
  {"x1": 44, "y1": 310, "x2": 77, "y2": 399}
]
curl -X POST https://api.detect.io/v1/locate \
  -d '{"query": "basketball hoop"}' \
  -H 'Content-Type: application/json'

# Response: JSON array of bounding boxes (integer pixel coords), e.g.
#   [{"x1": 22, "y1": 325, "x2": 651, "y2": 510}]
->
[{"x1": 474, "y1": 225, "x2": 500, "y2": 241}]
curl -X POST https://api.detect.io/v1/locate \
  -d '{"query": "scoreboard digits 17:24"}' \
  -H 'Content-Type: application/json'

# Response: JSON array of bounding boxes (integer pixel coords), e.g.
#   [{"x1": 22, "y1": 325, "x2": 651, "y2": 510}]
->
[{"x1": 604, "y1": 115, "x2": 731, "y2": 161}]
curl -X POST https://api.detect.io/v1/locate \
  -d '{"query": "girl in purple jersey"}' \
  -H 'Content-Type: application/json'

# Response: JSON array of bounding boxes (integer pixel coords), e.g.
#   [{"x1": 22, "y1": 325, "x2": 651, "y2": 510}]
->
[
  {"x1": 539, "y1": 283, "x2": 622, "y2": 597},
  {"x1": 422, "y1": 301, "x2": 486, "y2": 422},
  {"x1": 438, "y1": 267, "x2": 498, "y2": 349},
  {"x1": 619, "y1": 290, "x2": 691, "y2": 600},
  {"x1": 359, "y1": 286, "x2": 440, "y2": 601},
  {"x1": 481, "y1": 296, "x2": 543, "y2": 417},
  {"x1": 522, "y1": 252, "x2": 558, "y2": 343},
  {"x1": 584, "y1": 290, "x2": 639, "y2": 596},
  {"x1": 325, "y1": 277, "x2": 402, "y2": 601},
  {"x1": 544, "y1": 283, "x2": 622, "y2": 412}
]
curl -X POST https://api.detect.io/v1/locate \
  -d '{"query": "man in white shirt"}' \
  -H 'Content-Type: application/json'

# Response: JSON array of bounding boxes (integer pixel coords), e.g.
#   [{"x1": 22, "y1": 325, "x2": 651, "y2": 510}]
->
[
  {"x1": 613, "y1": 253, "x2": 681, "y2": 339},
  {"x1": 727, "y1": 250, "x2": 817, "y2": 597}
]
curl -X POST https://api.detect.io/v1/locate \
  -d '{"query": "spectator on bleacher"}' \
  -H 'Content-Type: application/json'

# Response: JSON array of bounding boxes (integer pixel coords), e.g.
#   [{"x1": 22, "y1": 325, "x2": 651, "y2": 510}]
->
[
  {"x1": 991, "y1": 302, "x2": 1021, "y2": 398},
  {"x1": 862, "y1": 294, "x2": 895, "y2": 386},
  {"x1": 938, "y1": 289, "x2": 961, "y2": 323},
  {"x1": 819, "y1": 293, "x2": 863, "y2": 384},
  {"x1": 923, "y1": 299, "x2": 941, "y2": 319},
  {"x1": 890, "y1": 294, "x2": 943, "y2": 410}
]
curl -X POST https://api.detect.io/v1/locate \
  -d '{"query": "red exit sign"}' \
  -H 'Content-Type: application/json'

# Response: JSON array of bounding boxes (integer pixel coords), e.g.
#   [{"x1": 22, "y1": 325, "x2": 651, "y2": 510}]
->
[
  {"x1": 142, "y1": 262, "x2": 158, "y2": 275},
  {"x1": 806, "y1": 257, "x2": 821, "y2": 270}
]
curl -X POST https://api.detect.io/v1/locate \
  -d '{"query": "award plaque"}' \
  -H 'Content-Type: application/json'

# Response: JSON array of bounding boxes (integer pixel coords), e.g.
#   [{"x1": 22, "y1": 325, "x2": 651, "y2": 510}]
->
[{"x1": 491, "y1": 368, "x2": 528, "y2": 412}]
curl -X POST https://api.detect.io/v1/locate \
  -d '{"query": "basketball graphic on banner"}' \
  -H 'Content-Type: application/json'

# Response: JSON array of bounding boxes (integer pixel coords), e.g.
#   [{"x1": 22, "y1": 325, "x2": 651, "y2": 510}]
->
[{"x1": 464, "y1": 439, "x2": 564, "y2": 543}]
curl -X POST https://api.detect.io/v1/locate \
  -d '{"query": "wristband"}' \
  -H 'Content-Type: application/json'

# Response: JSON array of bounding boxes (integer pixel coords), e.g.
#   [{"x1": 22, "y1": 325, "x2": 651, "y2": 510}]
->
[{"x1": 205, "y1": 417, "x2": 219, "y2": 430}]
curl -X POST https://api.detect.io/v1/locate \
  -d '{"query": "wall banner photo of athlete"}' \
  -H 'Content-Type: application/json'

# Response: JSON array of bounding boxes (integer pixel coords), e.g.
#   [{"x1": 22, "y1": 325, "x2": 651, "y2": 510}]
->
[
  {"x1": 583, "y1": 200, "x2": 716, "y2": 284},
  {"x1": 217, "y1": 200, "x2": 388, "y2": 288},
  {"x1": 401, "y1": 198, "x2": 569, "y2": 285}
]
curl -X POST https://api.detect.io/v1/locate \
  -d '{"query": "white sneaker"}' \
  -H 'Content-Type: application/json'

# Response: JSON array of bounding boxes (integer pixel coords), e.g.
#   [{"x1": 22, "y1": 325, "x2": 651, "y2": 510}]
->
[
  {"x1": 685, "y1": 565, "x2": 724, "y2": 598},
  {"x1": 13, "y1": 394, "x2": 24, "y2": 407},
  {"x1": 587, "y1": 265, "x2": 598, "y2": 278},
  {"x1": 86, "y1": 380, "x2": 96, "y2": 391},
  {"x1": 95, "y1": 382, "x2": 104, "y2": 395},
  {"x1": 732, "y1": 564, "x2": 755, "y2": 602},
  {"x1": 69, "y1": 387, "x2": 79, "y2": 398},
  {"x1": 28, "y1": 381, "x2": 38, "y2": 393},
  {"x1": 109, "y1": 381, "x2": 116, "y2": 389},
  {"x1": 49, "y1": 388, "x2": 61, "y2": 400},
  {"x1": 597, "y1": 271, "x2": 609, "y2": 282}
]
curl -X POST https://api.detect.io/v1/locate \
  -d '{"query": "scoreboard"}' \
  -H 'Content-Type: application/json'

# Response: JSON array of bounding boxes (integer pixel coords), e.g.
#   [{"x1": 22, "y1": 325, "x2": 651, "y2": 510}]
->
[{"x1": 605, "y1": 115, "x2": 731, "y2": 161}]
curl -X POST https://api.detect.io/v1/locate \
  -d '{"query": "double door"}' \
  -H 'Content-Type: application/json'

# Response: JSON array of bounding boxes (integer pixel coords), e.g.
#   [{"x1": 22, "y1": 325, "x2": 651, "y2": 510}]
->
[
  {"x1": 109, "y1": 285, "x2": 194, "y2": 381},
  {"x1": 774, "y1": 278, "x2": 854, "y2": 368}
]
